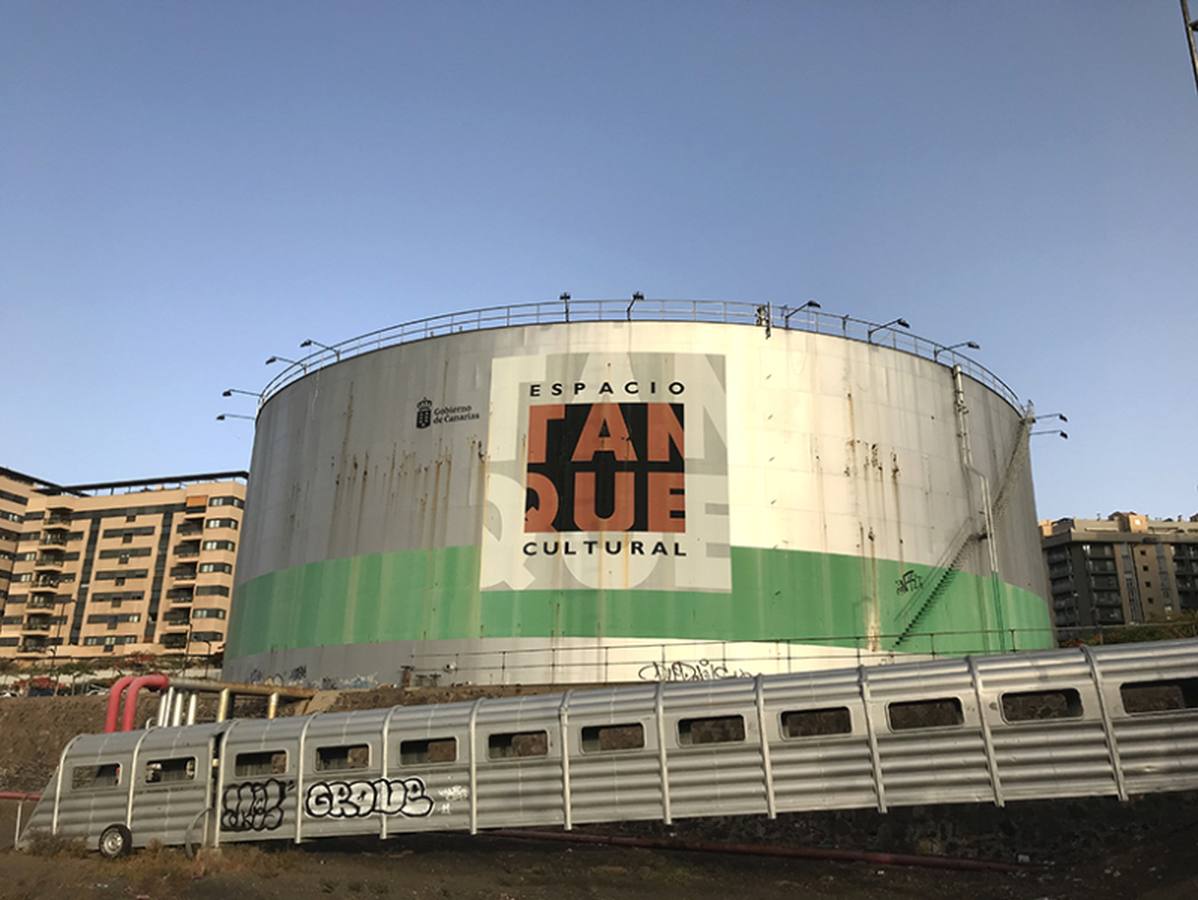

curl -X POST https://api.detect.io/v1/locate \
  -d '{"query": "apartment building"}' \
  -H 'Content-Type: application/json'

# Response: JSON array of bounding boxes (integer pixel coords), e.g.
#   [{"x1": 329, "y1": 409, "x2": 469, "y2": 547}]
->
[
  {"x1": 0, "y1": 469, "x2": 63, "y2": 613},
  {"x1": 1040, "y1": 512, "x2": 1198, "y2": 629},
  {"x1": 0, "y1": 470, "x2": 247, "y2": 662}
]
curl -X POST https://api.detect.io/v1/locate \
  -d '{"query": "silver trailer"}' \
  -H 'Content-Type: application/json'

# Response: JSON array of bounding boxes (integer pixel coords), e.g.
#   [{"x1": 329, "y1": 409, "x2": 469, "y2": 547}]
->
[{"x1": 18, "y1": 638, "x2": 1198, "y2": 857}]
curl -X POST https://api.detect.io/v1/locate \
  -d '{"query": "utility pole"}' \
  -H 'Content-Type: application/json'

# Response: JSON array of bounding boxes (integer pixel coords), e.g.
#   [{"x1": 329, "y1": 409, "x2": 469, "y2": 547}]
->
[{"x1": 1184, "y1": 0, "x2": 1198, "y2": 96}]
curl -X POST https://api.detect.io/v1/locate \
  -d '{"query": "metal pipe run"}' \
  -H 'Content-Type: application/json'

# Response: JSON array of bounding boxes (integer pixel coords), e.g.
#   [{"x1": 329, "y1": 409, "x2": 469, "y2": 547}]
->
[
  {"x1": 488, "y1": 829, "x2": 1035, "y2": 874},
  {"x1": 121, "y1": 674, "x2": 170, "y2": 732},
  {"x1": 104, "y1": 676, "x2": 136, "y2": 733},
  {"x1": 157, "y1": 688, "x2": 173, "y2": 727}
]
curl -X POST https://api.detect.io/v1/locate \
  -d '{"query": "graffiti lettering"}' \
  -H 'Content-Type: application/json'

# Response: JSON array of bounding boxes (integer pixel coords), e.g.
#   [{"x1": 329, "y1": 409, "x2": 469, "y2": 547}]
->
[
  {"x1": 221, "y1": 778, "x2": 290, "y2": 832},
  {"x1": 895, "y1": 570, "x2": 923, "y2": 595},
  {"x1": 304, "y1": 777, "x2": 437, "y2": 819},
  {"x1": 637, "y1": 659, "x2": 752, "y2": 682}
]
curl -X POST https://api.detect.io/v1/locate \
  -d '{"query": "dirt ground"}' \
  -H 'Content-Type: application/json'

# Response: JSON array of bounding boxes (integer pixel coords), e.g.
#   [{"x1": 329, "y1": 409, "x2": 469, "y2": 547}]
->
[{"x1": 1, "y1": 800, "x2": 1196, "y2": 900}]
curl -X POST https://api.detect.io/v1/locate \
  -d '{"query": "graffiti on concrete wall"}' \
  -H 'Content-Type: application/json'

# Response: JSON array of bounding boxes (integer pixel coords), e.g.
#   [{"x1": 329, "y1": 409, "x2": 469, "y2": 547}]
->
[
  {"x1": 221, "y1": 778, "x2": 291, "y2": 832},
  {"x1": 304, "y1": 777, "x2": 444, "y2": 819},
  {"x1": 637, "y1": 659, "x2": 752, "y2": 682}
]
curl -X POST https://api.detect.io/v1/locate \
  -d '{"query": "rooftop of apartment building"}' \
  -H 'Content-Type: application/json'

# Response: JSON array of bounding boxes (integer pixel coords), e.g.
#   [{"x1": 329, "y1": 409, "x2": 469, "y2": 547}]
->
[
  {"x1": 1041, "y1": 511, "x2": 1198, "y2": 543},
  {"x1": 0, "y1": 467, "x2": 248, "y2": 498}
]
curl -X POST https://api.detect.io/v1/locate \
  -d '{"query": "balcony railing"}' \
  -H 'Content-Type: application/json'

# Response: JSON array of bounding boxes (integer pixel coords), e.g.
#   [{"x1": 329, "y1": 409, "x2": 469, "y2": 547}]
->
[
  {"x1": 176, "y1": 524, "x2": 202, "y2": 536},
  {"x1": 174, "y1": 544, "x2": 200, "y2": 557},
  {"x1": 256, "y1": 298, "x2": 1024, "y2": 412},
  {"x1": 22, "y1": 620, "x2": 51, "y2": 632}
]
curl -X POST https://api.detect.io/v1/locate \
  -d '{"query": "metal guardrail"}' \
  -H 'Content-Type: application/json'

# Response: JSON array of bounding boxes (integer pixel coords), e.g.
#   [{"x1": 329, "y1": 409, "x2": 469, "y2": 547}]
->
[
  {"x1": 257, "y1": 624, "x2": 1195, "y2": 688},
  {"x1": 256, "y1": 299, "x2": 1023, "y2": 411}
]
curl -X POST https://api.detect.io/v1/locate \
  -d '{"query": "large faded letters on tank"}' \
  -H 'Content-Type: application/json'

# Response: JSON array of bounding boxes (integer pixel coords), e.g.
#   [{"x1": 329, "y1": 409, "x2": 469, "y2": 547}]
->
[{"x1": 481, "y1": 352, "x2": 730, "y2": 593}]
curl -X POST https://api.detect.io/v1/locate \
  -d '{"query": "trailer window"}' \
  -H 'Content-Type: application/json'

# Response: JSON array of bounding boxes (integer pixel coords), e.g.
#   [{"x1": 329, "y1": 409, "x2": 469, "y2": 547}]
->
[
  {"x1": 1001, "y1": 689, "x2": 1083, "y2": 722},
  {"x1": 887, "y1": 698, "x2": 964, "y2": 731},
  {"x1": 234, "y1": 750, "x2": 288, "y2": 776},
  {"x1": 145, "y1": 757, "x2": 196, "y2": 784},
  {"x1": 72, "y1": 763, "x2": 121, "y2": 790},
  {"x1": 315, "y1": 744, "x2": 370, "y2": 771},
  {"x1": 400, "y1": 738, "x2": 457, "y2": 765},
  {"x1": 782, "y1": 706, "x2": 852, "y2": 738},
  {"x1": 1121, "y1": 678, "x2": 1198, "y2": 714},
  {"x1": 581, "y1": 723, "x2": 645, "y2": 752},
  {"x1": 678, "y1": 715, "x2": 745, "y2": 746},
  {"x1": 488, "y1": 730, "x2": 548, "y2": 759}
]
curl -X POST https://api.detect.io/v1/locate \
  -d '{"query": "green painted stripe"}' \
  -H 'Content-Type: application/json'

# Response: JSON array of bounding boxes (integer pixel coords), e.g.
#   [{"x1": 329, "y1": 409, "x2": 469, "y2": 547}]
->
[{"x1": 226, "y1": 546, "x2": 1054, "y2": 659}]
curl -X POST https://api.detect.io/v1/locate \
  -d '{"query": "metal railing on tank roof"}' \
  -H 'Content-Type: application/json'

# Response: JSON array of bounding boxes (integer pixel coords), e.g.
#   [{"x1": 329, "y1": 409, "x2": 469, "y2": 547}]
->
[{"x1": 258, "y1": 298, "x2": 1022, "y2": 410}]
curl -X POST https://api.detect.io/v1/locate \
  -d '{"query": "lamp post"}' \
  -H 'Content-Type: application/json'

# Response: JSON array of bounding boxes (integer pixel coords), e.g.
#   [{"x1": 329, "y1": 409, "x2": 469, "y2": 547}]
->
[
  {"x1": 1031, "y1": 429, "x2": 1068, "y2": 440},
  {"x1": 299, "y1": 338, "x2": 341, "y2": 361},
  {"x1": 867, "y1": 317, "x2": 910, "y2": 342},
  {"x1": 1183, "y1": 0, "x2": 1198, "y2": 95},
  {"x1": 627, "y1": 291, "x2": 644, "y2": 321},
  {"x1": 1034, "y1": 412, "x2": 1068, "y2": 424},
  {"x1": 194, "y1": 638, "x2": 214, "y2": 680},
  {"x1": 559, "y1": 292, "x2": 571, "y2": 323},
  {"x1": 933, "y1": 340, "x2": 980, "y2": 362},
  {"x1": 782, "y1": 300, "x2": 821, "y2": 328},
  {"x1": 221, "y1": 388, "x2": 261, "y2": 400},
  {"x1": 215, "y1": 413, "x2": 255, "y2": 422},
  {"x1": 265, "y1": 355, "x2": 308, "y2": 374}
]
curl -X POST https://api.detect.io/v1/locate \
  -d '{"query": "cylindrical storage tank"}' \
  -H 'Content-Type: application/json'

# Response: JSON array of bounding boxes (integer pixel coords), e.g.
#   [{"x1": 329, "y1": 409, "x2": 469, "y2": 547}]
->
[{"x1": 225, "y1": 302, "x2": 1052, "y2": 686}]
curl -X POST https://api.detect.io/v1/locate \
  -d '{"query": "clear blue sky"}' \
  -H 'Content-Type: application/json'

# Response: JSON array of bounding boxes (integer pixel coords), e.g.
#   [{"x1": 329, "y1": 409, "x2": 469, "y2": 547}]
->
[{"x1": 1, "y1": 2, "x2": 1195, "y2": 521}]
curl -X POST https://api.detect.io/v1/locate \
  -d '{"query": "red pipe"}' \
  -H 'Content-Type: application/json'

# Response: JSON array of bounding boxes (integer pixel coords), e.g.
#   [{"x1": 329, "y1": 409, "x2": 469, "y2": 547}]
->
[
  {"x1": 489, "y1": 829, "x2": 1035, "y2": 874},
  {"x1": 0, "y1": 791, "x2": 41, "y2": 802},
  {"x1": 120, "y1": 674, "x2": 169, "y2": 732},
  {"x1": 104, "y1": 675, "x2": 137, "y2": 733}
]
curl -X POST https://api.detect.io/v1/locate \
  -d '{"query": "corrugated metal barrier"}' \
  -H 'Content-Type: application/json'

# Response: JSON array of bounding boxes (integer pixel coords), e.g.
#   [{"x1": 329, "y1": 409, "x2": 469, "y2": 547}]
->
[{"x1": 15, "y1": 638, "x2": 1198, "y2": 854}]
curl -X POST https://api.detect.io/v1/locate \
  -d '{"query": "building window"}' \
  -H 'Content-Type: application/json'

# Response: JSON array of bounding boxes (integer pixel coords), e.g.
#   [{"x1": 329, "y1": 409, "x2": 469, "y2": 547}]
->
[
  {"x1": 72, "y1": 763, "x2": 121, "y2": 790},
  {"x1": 488, "y1": 730, "x2": 549, "y2": 759},
  {"x1": 1001, "y1": 689, "x2": 1083, "y2": 722},
  {"x1": 399, "y1": 738, "x2": 457, "y2": 765},
  {"x1": 1121, "y1": 679, "x2": 1198, "y2": 714},
  {"x1": 677, "y1": 715, "x2": 746, "y2": 746},
  {"x1": 888, "y1": 698, "x2": 964, "y2": 731},
  {"x1": 581, "y1": 723, "x2": 645, "y2": 752},
  {"x1": 315, "y1": 744, "x2": 370, "y2": 771},
  {"x1": 234, "y1": 751, "x2": 287, "y2": 776},
  {"x1": 145, "y1": 757, "x2": 196, "y2": 784},
  {"x1": 781, "y1": 707, "x2": 853, "y2": 738}
]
